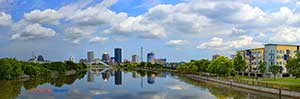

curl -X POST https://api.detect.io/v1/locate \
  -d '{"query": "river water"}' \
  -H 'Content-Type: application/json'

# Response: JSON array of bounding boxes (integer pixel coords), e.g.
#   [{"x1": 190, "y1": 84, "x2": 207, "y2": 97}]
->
[{"x1": 0, "y1": 69, "x2": 295, "y2": 99}]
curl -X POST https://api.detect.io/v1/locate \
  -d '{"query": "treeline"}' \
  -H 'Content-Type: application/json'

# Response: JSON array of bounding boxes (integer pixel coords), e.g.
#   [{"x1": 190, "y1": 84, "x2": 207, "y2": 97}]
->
[
  {"x1": 177, "y1": 56, "x2": 236, "y2": 76},
  {"x1": 177, "y1": 52, "x2": 248, "y2": 76},
  {"x1": 0, "y1": 58, "x2": 87, "y2": 80},
  {"x1": 176, "y1": 52, "x2": 268, "y2": 77}
]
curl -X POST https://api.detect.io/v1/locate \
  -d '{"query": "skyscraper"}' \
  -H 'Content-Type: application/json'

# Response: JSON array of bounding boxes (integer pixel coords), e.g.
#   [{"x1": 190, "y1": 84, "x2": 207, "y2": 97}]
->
[
  {"x1": 102, "y1": 52, "x2": 110, "y2": 64},
  {"x1": 132, "y1": 55, "x2": 139, "y2": 63},
  {"x1": 87, "y1": 51, "x2": 94, "y2": 63},
  {"x1": 114, "y1": 48, "x2": 122, "y2": 64},
  {"x1": 37, "y1": 55, "x2": 44, "y2": 62},
  {"x1": 147, "y1": 52, "x2": 155, "y2": 64}
]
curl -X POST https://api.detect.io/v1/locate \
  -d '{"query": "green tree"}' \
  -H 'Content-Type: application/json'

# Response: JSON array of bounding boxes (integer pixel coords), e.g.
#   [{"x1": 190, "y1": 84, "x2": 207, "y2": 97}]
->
[
  {"x1": 65, "y1": 61, "x2": 78, "y2": 70},
  {"x1": 258, "y1": 62, "x2": 267, "y2": 74},
  {"x1": 192, "y1": 59, "x2": 210, "y2": 72},
  {"x1": 0, "y1": 58, "x2": 13, "y2": 79},
  {"x1": 286, "y1": 53, "x2": 300, "y2": 78},
  {"x1": 233, "y1": 52, "x2": 247, "y2": 73},
  {"x1": 43, "y1": 62, "x2": 66, "y2": 75},
  {"x1": 269, "y1": 65, "x2": 281, "y2": 79},
  {"x1": 208, "y1": 56, "x2": 235, "y2": 76}
]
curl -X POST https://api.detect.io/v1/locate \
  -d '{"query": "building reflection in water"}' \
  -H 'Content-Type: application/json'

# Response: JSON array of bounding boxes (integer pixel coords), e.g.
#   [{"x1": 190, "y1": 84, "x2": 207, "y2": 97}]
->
[
  {"x1": 147, "y1": 74, "x2": 156, "y2": 84},
  {"x1": 102, "y1": 71, "x2": 110, "y2": 82},
  {"x1": 115, "y1": 70, "x2": 122, "y2": 85},
  {"x1": 87, "y1": 70, "x2": 95, "y2": 82}
]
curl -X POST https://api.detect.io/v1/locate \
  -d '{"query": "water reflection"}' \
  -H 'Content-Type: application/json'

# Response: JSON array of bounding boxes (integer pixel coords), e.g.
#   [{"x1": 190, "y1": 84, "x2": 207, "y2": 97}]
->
[
  {"x1": 115, "y1": 70, "x2": 122, "y2": 85},
  {"x1": 0, "y1": 69, "x2": 296, "y2": 99},
  {"x1": 101, "y1": 71, "x2": 110, "y2": 82},
  {"x1": 88, "y1": 70, "x2": 95, "y2": 82},
  {"x1": 147, "y1": 73, "x2": 156, "y2": 84},
  {"x1": 0, "y1": 71, "x2": 85, "y2": 99}
]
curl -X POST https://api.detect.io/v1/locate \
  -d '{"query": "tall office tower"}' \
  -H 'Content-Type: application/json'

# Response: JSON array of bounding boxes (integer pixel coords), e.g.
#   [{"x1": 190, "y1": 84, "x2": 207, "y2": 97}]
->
[
  {"x1": 147, "y1": 52, "x2": 155, "y2": 64},
  {"x1": 69, "y1": 56, "x2": 75, "y2": 62},
  {"x1": 132, "y1": 55, "x2": 139, "y2": 63},
  {"x1": 115, "y1": 70, "x2": 122, "y2": 85},
  {"x1": 87, "y1": 51, "x2": 94, "y2": 63},
  {"x1": 114, "y1": 48, "x2": 122, "y2": 64},
  {"x1": 102, "y1": 52, "x2": 111, "y2": 64}
]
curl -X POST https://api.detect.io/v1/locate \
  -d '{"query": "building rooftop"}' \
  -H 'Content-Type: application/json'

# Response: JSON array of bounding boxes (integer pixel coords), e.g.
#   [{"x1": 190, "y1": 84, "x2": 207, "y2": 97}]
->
[
  {"x1": 264, "y1": 44, "x2": 300, "y2": 46},
  {"x1": 239, "y1": 47, "x2": 264, "y2": 51}
]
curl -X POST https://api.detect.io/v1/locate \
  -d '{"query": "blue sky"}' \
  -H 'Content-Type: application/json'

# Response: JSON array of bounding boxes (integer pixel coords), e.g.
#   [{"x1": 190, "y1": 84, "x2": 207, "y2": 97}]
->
[{"x1": 0, "y1": 0, "x2": 300, "y2": 62}]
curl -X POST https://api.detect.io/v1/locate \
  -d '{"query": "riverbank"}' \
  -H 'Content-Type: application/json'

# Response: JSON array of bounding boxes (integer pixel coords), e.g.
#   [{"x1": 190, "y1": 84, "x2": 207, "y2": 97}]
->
[{"x1": 125, "y1": 67, "x2": 300, "y2": 98}]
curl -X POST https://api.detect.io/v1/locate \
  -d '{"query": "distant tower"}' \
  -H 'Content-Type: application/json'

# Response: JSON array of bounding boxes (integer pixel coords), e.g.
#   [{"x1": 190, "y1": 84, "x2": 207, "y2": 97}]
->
[
  {"x1": 87, "y1": 51, "x2": 94, "y2": 63},
  {"x1": 141, "y1": 47, "x2": 143, "y2": 62}
]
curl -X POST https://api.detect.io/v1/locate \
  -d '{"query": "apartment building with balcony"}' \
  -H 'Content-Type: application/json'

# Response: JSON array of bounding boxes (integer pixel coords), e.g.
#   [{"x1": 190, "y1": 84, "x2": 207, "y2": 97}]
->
[
  {"x1": 239, "y1": 48, "x2": 264, "y2": 72},
  {"x1": 238, "y1": 44, "x2": 300, "y2": 73}
]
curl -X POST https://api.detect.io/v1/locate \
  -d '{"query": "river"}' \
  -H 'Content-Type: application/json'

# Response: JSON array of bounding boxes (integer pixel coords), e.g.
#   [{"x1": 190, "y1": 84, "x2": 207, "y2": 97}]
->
[{"x1": 0, "y1": 69, "x2": 296, "y2": 99}]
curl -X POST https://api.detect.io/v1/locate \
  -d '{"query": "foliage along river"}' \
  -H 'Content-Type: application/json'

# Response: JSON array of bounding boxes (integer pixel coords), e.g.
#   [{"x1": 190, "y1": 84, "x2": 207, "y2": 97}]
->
[{"x1": 0, "y1": 69, "x2": 296, "y2": 99}]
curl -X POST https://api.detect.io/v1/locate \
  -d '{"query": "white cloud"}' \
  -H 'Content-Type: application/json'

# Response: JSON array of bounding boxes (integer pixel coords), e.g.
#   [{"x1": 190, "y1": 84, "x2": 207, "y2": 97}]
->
[
  {"x1": 57, "y1": 0, "x2": 128, "y2": 43},
  {"x1": 197, "y1": 35, "x2": 263, "y2": 51},
  {"x1": 67, "y1": 6, "x2": 127, "y2": 26},
  {"x1": 271, "y1": 26, "x2": 300, "y2": 42},
  {"x1": 166, "y1": 40, "x2": 188, "y2": 46},
  {"x1": 11, "y1": 23, "x2": 56, "y2": 40},
  {"x1": 0, "y1": 12, "x2": 12, "y2": 26},
  {"x1": 89, "y1": 36, "x2": 108, "y2": 43},
  {"x1": 24, "y1": 9, "x2": 62, "y2": 24},
  {"x1": 104, "y1": 16, "x2": 167, "y2": 39},
  {"x1": 63, "y1": 26, "x2": 97, "y2": 43}
]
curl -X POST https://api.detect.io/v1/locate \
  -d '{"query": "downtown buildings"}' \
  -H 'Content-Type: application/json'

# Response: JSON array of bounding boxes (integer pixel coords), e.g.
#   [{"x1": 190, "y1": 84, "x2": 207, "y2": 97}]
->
[
  {"x1": 132, "y1": 55, "x2": 139, "y2": 63},
  {"x1": 239, "y1": 44, "x2": 300, "y2": 73}
]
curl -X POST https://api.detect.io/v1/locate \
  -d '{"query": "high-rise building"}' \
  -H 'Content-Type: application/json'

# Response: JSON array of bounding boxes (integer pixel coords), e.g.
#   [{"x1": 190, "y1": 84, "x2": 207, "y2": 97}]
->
[
  {"x1": 37, "y1": 55, "x2": 44, "y2": 62},
  {"x1": 102, "y1": 52, "x2": 110, "y2": 64},
  {"x1": 114, "y1": 48, "x2": 122, "y2": 64},
  {"x1": 132, "y1": 55, "x2": 139, "y2": 63},
  {"x1": 110, "y1": 57, "x2": 115, "y2": 65},
  {"x1": 115, "y1": 70, "x2": 122, "y2": 85},
  {"x1": 147, "y1": 52, "x2": 155, "y2": 64},
  {"x1": 69, "y1": 56, "x2": 75, "y2": 62},
  {"x1": 155, "y1": 58, "x2": 167, "y2": 65},
  {"x1": 87, "y1": 51, "x2": 94, "y2": 63}
]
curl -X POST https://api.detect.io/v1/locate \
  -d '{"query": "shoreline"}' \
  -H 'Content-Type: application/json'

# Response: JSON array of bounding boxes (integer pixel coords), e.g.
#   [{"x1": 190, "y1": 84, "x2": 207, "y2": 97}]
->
[{"x1": 125, "y1": 67, "x2": 300, "y2": 98}]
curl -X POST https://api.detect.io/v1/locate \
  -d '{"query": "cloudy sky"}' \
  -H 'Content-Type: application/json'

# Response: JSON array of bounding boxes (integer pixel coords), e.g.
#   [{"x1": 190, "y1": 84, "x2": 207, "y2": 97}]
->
[{"x1": 0, "y1": 0, "x2": 300, "y2": 62}]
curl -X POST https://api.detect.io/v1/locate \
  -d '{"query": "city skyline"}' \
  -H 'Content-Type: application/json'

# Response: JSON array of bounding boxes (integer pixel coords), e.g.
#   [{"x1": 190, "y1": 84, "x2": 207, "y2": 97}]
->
[{"x1": 1, "y1": 0, "x2": 300, "y2": 62}]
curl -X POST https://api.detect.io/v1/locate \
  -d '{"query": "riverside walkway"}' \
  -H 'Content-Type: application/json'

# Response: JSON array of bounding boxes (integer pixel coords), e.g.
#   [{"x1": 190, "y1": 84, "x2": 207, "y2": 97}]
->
[{"x1": 186, "y1": 74, "x2": 300, "y2": 98}]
